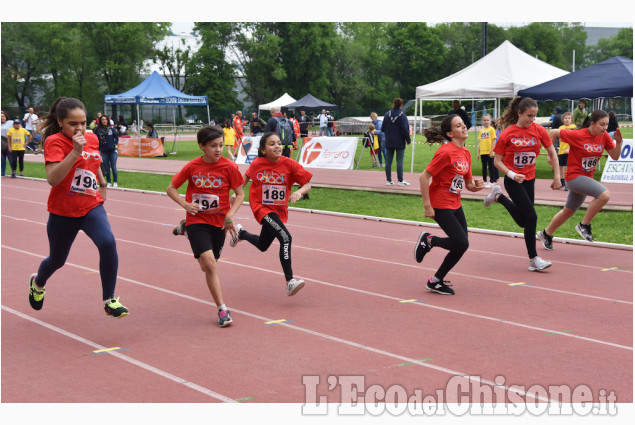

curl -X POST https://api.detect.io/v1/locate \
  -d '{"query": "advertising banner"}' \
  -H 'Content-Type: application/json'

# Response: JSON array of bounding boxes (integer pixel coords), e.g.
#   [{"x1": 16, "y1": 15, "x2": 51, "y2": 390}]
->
[
  {"x1": 601, "y1": 139, "x2": 633, "y2": 184},
  {"x1": 298, "y1": 137, "x2": 357, "y2": 169}
]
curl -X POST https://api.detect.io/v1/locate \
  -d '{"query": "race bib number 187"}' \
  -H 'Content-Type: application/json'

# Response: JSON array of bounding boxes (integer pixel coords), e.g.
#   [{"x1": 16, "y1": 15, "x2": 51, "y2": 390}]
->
[{"x1": 513, "y1": 152, "x2": 536, "y2": 168}]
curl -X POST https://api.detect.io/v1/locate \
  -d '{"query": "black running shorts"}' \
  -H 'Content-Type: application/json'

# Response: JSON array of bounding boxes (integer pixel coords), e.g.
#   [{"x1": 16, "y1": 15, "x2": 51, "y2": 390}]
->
[{"x1": 186, "y1": 223, "x2": 226, "y2": 259}]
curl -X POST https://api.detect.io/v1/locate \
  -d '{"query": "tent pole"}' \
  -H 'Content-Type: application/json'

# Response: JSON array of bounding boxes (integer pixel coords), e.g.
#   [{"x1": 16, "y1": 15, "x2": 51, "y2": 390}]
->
[
  {"x1": 137, "y1": 104, "x2": 141, "y2": 158},
  {"x1": 207, "y1": 104, "x2": 211, "y2": 125},
  {"x1": 411, "y1": 98, "x2": 418, "y2": 173}
]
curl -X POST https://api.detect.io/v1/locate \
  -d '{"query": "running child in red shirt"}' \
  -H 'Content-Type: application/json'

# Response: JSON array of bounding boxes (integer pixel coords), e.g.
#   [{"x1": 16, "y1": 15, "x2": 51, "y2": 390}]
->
[
  {"x1": 231, "y1": 132, "x2": 312, "y2": 296},
  {"x1": 483, "y1": 96, "x2": 561, "y2": 272},
  {"x1": 538, "y1": 110, "x2": 622, "y2": 247},
  {"x1": 28, "y1": 97, "x2": 128, "y2": 318},
  {"x1": 414, "y1": 115, "x2": 485, "y2": 295},
  {"x1": 168, "y1": 125, "x2": 245, "y2": 327}
]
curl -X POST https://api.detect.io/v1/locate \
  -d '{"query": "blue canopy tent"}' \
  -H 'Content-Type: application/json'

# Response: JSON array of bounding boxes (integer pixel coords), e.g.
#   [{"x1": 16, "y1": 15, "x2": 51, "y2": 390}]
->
[
  {"x1": 105, "y1": 71, "x2": 210, "y2": 155},
  {"x1": 517, "y1": 56, "x2": 633, "y2": 101}
]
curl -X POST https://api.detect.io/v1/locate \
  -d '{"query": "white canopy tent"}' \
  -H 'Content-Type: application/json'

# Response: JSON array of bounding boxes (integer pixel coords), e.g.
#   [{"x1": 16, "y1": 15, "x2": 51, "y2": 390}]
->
[
  {"x1": 258, "y1": 93, "x2": 296, "y2": 112},
  {"x1": 411, "y1": 40, "x2": 569, "y2": 172}
]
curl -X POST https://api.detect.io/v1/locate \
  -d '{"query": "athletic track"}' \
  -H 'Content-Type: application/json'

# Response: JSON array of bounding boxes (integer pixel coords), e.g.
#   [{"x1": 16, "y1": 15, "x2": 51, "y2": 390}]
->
[{"x1": 1, "y1": 178, "x2": 632, "y2": 422}]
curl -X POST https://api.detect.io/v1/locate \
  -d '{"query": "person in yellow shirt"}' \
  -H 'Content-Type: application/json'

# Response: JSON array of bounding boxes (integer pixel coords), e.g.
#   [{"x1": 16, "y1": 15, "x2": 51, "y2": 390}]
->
[
  {"x1": 557, "y1": 112, "x2": 577, "y2": 191},
  {"x1": 7, "y1": 120, "x2": 31, "y2": 178},
  {"x1": 223, "y1": 119, "x2": 236, "y2": 161},
  {"x1": 477, "y1": 114, "x2": 497, "y2": 188}
]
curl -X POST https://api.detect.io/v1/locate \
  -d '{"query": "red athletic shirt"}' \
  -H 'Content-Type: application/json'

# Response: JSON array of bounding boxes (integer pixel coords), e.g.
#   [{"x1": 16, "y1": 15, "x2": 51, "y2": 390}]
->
[
  {"x1": 171, "y1": 156, "x2": 243, "y2": 228},
  {"x1": 493, "y1": 122, "x2": 553, "y2": 181},
  {"x1": 426, "y1": 142, "x2": 473, "y2": 210},
  {"x1": 246, "y1": 156, "x2": 313, "y2": 223},
  {"x1": 44, "y1": 132, "x2": 104, "y2": 217},
  {"x1": 560, "y1": 128, "x2": 615, "y2": 181}
]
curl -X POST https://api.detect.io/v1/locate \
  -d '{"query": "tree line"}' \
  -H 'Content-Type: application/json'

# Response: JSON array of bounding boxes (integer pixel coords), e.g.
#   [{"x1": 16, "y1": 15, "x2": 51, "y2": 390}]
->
[{"x1": 2, "y1": 22, "x2": 632, "y2": 122}]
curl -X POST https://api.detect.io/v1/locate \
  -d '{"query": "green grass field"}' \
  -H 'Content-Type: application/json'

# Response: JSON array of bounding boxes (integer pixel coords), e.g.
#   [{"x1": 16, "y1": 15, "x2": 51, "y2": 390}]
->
[{"x1": 20, "y1": 159, "x2": 633, "y2": 245}]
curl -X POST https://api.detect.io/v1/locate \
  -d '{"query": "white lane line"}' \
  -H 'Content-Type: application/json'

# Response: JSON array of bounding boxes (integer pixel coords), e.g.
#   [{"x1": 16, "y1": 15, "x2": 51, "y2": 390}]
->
[
  {"x1": 3, "y1": 242, "x2": 632, "y2": 352},
  {"x1": 0, "y1": 247, "x2": 559, "y2": 403},
  {"x1": 3, "y1": 212, "x2": 630, "y2": 305},
  {"x1": 0, "y1": 305, "x2": 237, "y2": 403}
]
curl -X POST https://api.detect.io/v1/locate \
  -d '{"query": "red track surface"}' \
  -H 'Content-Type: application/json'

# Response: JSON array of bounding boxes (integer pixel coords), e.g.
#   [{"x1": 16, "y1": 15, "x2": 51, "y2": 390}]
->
[{"x1": 1, "y1": 179, "x2": 633, "y2": 416}]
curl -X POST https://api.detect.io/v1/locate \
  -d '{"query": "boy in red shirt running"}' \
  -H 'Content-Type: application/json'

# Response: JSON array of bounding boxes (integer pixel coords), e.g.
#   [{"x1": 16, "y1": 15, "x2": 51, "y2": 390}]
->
[
  {"x1": 538, "y1": 110, "x2": 622, "y2": 247},
  {"x1": 168, "y1": 125, "x2": 244, "y2": 327},
  {"x1": 414, "y1": 115, "x2": 484, "y2": 295},
  {"x1": 230, "y1": 132, "x2": 312, "y2": 296}
]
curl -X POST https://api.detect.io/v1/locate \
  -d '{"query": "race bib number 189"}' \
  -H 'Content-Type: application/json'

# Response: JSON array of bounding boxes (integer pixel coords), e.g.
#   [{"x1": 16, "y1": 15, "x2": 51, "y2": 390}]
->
[
  {"x1": 70, "y1": 168, "x2": 98, "y2": 196},
  {"x1": 262, "y1": 184, "x2": 286, "y2": 205}
]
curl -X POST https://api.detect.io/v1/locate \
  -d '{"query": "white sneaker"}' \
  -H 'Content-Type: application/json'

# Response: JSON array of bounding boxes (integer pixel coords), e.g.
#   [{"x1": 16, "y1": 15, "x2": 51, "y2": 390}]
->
[
  {"x1": 230, "y1": 224, "x2": 244, "y2": 247},
  {"x1": 106, "y1": 182, "x2": 112, "y2": 188},
  {"x1": 286, "y1": 278, "x2": 305, "y2": 296},
  {"x1": 398, "y1": 180, "x2": 411, "y2": 186},
  {"x1": 484, "y1": 182, "x2": 492, "y2": 188},
  {"x1": 484, "y1": 184, "x2": 502, "y2": 207},
  {"x1": 386, "y1": 181, "x2": 394, "y2": 186},
  {"x1": 113, "y1": 182, "x2": 118, "y2": 188},
  {"x1": 529, "y1": 256, "x2": 552, "y2": 272}
]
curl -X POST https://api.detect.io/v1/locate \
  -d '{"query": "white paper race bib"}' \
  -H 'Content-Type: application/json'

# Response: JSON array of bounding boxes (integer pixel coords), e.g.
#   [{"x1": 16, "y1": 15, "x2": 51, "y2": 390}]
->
[
  {"x1": 449, "y1": 174, "x2": 464, "y2": 194},
  {"x1": 581, "y1": 156, "x2": 599, "y2": 172},
  {"x1": 262, "y1": 184, "x2": 286, "y2": 205},
  {"x1": 513, "y1": 152, "x2": 536, "y2": 168},
  {"x1": 70, "y1": 168, "x2": 98, "y2": 196},
  {"x1": 192, "y1": 193, "x2": 220, "y2": 211}
]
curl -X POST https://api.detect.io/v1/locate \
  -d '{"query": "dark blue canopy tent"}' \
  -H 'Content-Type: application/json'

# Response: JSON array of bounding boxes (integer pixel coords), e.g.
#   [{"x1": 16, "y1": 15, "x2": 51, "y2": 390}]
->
[
  {"x1": 518, "y1": 56, "x2": 633, "y2": 100},
  {"x1": 104, "y1": 71, "x2": 209, "y2": 155},
  {"x1": 282, "y1": 93, "x2": 337, "y2": 111}
]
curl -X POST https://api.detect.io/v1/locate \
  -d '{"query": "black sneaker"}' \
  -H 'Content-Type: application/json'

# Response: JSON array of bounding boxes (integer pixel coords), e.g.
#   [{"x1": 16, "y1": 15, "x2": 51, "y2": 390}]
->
[
  {"x1": 576, "y1": 222, "x2": 594, "y2": 242},
  {"x1": 538, "y1": 229, "x2": 554, "y2": 250},
  {"x1": 426, "y1": 278, "x2": 455, "y2": 295},
  {"x1": 414, "y1": 232, "x2": 432, "y2": 263},
  {"x1": 172, "y1": 219, "x2": 186, "y2": 236},
  {"x1": 28, "y1": 274, "x2": 45, "y2": 310},
  {"x1": 104, "y1": 297, "x2": 129, "y2": 318}
]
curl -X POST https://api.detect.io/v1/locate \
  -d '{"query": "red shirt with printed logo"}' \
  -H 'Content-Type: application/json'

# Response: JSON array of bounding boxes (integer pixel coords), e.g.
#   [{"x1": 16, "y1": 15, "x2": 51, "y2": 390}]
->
[
  {"x1": 426, "y1": 142, "x2": 473, "y2": 210},
  {"x1": 493, "y1": 122, "x2": 553, "y2": 180},
  {"x1": 44, "y1": 132, "x2": 104, "y2": 217},
  {"x1": 246, "y1": 156, "x2": 313, "y2": 223},
  {"x1": 171, "y1": 156, "x2": 243, "y2": 228},
  {"x1": 560, "y1": 128, "x2": 615, "y2": 181}
]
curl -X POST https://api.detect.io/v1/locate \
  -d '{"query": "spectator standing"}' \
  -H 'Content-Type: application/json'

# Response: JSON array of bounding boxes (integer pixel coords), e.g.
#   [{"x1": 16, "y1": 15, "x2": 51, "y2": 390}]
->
[
  {"x1": 95, "y1": 115, "x2": 119, "y2": 187},
  {"x1": 326, "y1": 110, "x2": 334, "y2": 136},
  {"x1": 249, "y1": 112, "x2": 266, "y2": 135},
  {"x1": 1, "y1": 111, "x2": 14, "y2": 177},
  {"x1": 316, "y1": 109, "x2": 328, "y2": 136},
  {"x1": 23, "y1": 107, "x2": 38, "y2": 133},
  {"x1": 7, "y1": 119, "x2": 31, "y2": 178},
  {"x1": 370, "y1": 112, "x2": 386, "y2": 167},
  {"x1": 233, "y1": 110, "x2": 246, "y2": 147},
  {"x1": 116, "y1": 115, "x2": 128, "y2": 136},
  {"x1": 551, "y1": 106, "x2": 563, "y2": 130},
  {"x1": 299, "y1": 110, "x2": 311, "y2": 138},
  {"x1": 573, "y1": 100, "x2": 588, "y2": 128},
  {"x1": 263, "y1": 106, "x2": 296, "y2": 158},
  {"x1": 223, "y1": 119, "x2": 236, "y2": 161},
  {"x1": 448, "y1": 100, "x2": 472, "y2": 130},
  {"x1": 607, "y1": 111, "x2": 619, "y2": 138},
  {"x1": 130, "y1": 120, "x2": 138, "y2": 135},
  {"x1": 382, "y1": 97, "x2": 411, "y2": 186}
]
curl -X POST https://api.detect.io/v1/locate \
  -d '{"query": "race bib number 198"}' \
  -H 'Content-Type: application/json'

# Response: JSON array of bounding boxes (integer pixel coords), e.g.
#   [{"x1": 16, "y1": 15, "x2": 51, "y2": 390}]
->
[
  {"x1": 70, "y1": 168, "x2": 98, "y2": 196},
  {"x1": 262, "y1": 184, "x2": 286, "y2": 205}
]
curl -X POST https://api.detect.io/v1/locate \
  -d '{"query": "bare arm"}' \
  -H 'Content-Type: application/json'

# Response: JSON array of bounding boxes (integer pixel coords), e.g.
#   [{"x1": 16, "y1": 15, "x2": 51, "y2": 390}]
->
[
  {"x1": 545, "y1": 144, "x2": 561, "y2": 189},
  {"x1": 289, "y1": 182, "x2": 311, "y2": 203},
  {"x1": 606, "y1": 128, "x2": 623, "y2": 160},
  {"x1": 493, "y1": 153, "x2": 525, "y2": 183},
  {"x1": 166, "y1": 183, "x2": 199, "y2": 216},
  {"x1": 419, "y1": 169, "x2": 434, "y2": 218},
  {"x1": 45, "y1": 131, "x2": 86, "y2": 186}
]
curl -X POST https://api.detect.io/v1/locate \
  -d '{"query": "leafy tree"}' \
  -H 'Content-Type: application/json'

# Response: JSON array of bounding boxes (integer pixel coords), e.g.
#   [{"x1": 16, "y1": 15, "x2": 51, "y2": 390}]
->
[
  {"x1": 587, "y1": 27, "x2": 633, "y2": 63},
  {"x1": 189, "y1": 22, "x2": 240, "y2": 122}
]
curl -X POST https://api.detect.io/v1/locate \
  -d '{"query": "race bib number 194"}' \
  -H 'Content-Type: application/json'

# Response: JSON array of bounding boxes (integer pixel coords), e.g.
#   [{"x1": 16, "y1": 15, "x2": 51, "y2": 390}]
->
[
  {"x1": 192, "y1": 193, "x2": 220, "y2": 211},
  {"x1": 70, "y1": 168, "x2": 98, "y2": 196}
]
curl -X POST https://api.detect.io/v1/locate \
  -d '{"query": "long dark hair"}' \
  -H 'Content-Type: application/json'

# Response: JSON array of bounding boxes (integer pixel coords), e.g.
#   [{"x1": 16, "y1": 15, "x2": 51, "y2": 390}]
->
[
  {"x1": 38, "y1": 97, "x2": 87, "y2": 144},
  {"x1": 423, "y1": 115, "x2": 458, "y2": 144},
  {"x1": 498, "y1": 96, "x2": 538, "y2": 129},
  {"x1": 258, "y1": 132, "x2": 278, "y2": 157},
  {"x1": 581, "y1": 110, "x2": 608, "y2": 129}
]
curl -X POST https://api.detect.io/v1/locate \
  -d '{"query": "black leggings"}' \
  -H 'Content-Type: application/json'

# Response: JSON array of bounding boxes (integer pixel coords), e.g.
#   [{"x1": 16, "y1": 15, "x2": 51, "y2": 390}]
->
[
  {"x1": 240, "y1": 212, "x2": 294, "y2": 281},
  {"x1": 11, "y1": 150, "x2": 25, "y2": 173},
  {"x1": 480, "y1": 154, "x2": 497, "y2": 182},
  {"x1": 431, "y1": 207, "x2": 469, "y2": 281},
  {"x1": 498, "y1": 177, "x2": 537, "y2": 259}
]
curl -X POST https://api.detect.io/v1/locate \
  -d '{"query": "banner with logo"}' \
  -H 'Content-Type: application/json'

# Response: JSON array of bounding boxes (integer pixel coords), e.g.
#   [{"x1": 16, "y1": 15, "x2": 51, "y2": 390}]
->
[
  {"x1": 601, "y1": 139, "x2": 633, "y2": 184},
  {"x1": 235, "y1": 136, "x2": 261, "y2": 165},
  {"x1": 298, "y1": 137, "x2": 357, "y2": 169},
  {"x1": 117, "y1": 137, "x2": 165, "y2": 157}
]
